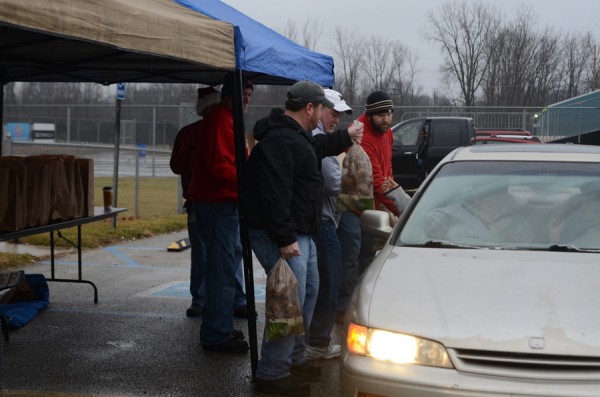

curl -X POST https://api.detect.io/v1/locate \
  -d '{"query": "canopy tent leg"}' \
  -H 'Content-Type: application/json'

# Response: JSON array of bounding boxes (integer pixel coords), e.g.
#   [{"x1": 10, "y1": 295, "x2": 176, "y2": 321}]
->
[
  {"x1": 1, "y1": 81, "x2": 4, "y2": 156},
  {"x1": 232, "y1": 69, "x2": 258, "y2": 379}
]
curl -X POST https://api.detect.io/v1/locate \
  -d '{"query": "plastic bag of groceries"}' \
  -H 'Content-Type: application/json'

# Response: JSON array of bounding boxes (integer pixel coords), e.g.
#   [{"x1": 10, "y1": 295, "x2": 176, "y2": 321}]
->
[
  {"x1": 385, "y1": 185, "x2": 412, "y2": 215},
  {"x1": 337, "y1": 142, "x2": 374, "y2": 212},
  {"x1": 265, "y1": 257, "x2": 304, "y2": 341}
]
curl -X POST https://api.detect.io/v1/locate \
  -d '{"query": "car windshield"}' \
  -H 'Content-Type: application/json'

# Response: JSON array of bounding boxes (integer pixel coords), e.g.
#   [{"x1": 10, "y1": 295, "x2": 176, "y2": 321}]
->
[{"x1": 397, "y1": 161, "x2": 600, "y2": 251}]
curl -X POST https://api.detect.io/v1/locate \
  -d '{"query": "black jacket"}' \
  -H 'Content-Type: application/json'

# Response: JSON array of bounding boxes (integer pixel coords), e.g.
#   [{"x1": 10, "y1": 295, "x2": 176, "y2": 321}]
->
[{"x1": 240, "y1": 108, "x2": 352, "y2": 247}]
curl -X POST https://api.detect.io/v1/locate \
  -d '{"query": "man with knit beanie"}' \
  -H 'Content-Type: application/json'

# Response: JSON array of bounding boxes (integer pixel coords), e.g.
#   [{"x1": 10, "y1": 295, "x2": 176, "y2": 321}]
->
[{"x1": 336, "y1": 90, "x2": 399, "y2": 322}]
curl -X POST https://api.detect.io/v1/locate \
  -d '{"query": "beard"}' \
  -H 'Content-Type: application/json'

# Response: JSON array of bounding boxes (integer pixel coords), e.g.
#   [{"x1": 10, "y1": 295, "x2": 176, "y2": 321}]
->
[{"x1": 369, "y1": 117, "x2": 390, "y2": 133}]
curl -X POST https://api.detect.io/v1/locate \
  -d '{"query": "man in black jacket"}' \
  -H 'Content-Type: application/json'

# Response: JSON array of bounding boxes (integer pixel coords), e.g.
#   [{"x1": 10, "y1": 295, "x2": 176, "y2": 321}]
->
[{"x1": 241, "y1": 80, "x2": 362, "y2": 396}]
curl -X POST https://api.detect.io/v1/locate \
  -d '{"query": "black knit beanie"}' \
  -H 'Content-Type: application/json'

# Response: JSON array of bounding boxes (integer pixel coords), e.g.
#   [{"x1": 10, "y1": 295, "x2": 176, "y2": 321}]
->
[{"x1": 365, "y1": 91, "x2": 394, "y2": 115}]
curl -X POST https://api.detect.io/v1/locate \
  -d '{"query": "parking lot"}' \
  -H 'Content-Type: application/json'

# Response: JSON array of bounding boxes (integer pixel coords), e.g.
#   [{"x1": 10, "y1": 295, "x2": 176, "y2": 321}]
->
[{"x1": 0, "y1": 231, "x2": 343, "y2": 396}]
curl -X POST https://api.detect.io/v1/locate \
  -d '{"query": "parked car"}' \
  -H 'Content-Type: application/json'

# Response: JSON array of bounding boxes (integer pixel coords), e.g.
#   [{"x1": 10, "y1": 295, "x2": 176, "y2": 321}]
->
[
  {"x1": 391, "y1": 117, "x2": 475, "y2": 190},
  {"x1": 475, "y1": 128, "x2": 533, "y2": 136},
  {"x1": 342, "y1": 144, "x2": 600, "y2": 397},
  {"x1": 473, "y1": 128, "x2": 542, "y2": 144},
  {"x1": 472, "y1": 134, "x2": 542, "y2": 144}
]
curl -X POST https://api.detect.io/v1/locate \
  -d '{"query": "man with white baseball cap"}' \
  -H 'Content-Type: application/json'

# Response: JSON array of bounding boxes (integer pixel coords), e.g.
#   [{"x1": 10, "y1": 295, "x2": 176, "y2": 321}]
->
[
  {"x1": 306, "y1": 89, "x2": 357, "y2": 360},
  {"x1": 324, "y1": 88, "x2": 353, "y2": 115}
]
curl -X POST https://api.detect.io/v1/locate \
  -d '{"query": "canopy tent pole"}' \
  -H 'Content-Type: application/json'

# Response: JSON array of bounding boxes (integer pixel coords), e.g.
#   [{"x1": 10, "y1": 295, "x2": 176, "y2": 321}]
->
[
  {"x1": 1, "y1": 81, "x2": 4, "y2": 156},
  {"x1": 232, "y1": 69, "x2": 258, "y2": 378}
]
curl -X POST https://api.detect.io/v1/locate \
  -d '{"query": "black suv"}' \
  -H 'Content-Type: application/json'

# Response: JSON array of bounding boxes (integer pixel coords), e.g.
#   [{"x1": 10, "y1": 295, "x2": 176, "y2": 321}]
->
[{"x1": 391, "y1": 117, "x2": 475, "y2": 190}]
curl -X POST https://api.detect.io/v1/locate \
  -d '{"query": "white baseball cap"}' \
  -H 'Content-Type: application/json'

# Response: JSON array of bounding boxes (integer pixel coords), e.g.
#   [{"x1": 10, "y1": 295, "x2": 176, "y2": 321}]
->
[{"x1": 324, "y1": 89, "x2": 353, "y2": 115}]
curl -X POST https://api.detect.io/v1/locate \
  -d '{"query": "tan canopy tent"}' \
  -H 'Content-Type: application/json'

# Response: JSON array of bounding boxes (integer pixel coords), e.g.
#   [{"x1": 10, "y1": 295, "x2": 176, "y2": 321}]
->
[{"x1": 0, "y1": 0, "x2": 236, "y2": 84}]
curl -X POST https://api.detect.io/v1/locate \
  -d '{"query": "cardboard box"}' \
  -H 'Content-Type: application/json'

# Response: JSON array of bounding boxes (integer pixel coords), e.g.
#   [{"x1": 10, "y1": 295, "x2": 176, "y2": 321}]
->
[
  {"x1": 77, "y1": 158, "x2": 95, "y2": 217},
  {"x1": 24, "y1": 157, "x2": 52, "y2": 227},
  {"x1": 0, "y1": 156, "x2": 27, "y2": 231}
]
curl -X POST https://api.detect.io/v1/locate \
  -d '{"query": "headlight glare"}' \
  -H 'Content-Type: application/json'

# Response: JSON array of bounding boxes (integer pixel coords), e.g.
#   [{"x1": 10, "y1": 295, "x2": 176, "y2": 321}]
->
[{"x1": 347, "y1": 322, "x2": 453, "y2": 368}]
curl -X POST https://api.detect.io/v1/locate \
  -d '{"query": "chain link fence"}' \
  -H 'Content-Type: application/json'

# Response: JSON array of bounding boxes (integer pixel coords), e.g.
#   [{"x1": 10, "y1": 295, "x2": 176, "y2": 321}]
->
[{"x1": 3, "y1": 103, "x2": 598, "y2": 218}]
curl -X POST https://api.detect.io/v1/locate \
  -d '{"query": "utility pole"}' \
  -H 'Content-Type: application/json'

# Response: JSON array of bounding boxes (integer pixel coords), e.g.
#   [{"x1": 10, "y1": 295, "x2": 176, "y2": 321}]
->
[{"x1": 593, "y1": 44, "x2": 597, "y2": 91}]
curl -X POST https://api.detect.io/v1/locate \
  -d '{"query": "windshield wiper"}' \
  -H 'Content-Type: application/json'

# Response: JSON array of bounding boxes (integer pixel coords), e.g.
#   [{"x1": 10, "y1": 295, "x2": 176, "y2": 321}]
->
[
  {"x1": 423, "y1": 240, "x2": 484, "y2": 249},
  {"x1": 547, "y1": 244, "x2": 600, "y2": 253}
]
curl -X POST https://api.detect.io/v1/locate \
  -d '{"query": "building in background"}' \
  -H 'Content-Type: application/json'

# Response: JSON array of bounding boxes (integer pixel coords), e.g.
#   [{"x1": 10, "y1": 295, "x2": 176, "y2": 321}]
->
[{"x1": 534, "y1": 90, "x2": 600, "y2": 141}]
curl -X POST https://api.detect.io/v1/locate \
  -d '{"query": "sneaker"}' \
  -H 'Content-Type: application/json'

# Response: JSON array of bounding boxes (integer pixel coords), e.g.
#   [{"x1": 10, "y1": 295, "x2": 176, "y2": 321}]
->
[
  {"x1": 231, "y1": 329, "x2": 244, "y2": 340},
  {"x1": 290, "y1": 361, "x2": 322, "y2": 381},
  {"x1": 186, "y1": 303, "x2": 204, "y2": 317},
  {"x1": 202, "y1": 338, "x2": 249, "y2": 353},
  {"x1": 305, "y1": 344, "x2": 341, "y2": 360},
  {"x1": 233, "y1": 305, "x2": 258, "y2": 319},
  {"x1": 255, "y1": 375, "x2": 310, "y2": 396}
]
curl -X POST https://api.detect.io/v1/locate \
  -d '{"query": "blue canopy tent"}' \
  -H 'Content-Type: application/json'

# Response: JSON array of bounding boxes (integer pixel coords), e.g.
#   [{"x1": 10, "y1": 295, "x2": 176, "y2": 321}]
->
[
  {"x1": 175, "y1": 0, "x2": 335, "y2": 87},
  {"x1": 1, "y1": 0, "x2": 335, "y2": 377}
]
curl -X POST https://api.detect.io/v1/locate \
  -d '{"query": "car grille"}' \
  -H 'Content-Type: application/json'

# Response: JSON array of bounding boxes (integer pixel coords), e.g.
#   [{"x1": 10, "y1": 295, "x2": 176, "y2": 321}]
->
[{"x1": 449, "y1": 348, "x2": 600, "y2": 380}]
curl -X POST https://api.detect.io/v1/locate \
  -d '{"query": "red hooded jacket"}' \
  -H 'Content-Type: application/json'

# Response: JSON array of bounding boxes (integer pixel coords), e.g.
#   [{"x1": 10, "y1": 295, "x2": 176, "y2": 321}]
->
[
  {"x1": 187, "y1": 103, "x2": 245, "y2": 202},
  {"x1": 357, "y1": 112, "x2": 398, "y2": 215}
]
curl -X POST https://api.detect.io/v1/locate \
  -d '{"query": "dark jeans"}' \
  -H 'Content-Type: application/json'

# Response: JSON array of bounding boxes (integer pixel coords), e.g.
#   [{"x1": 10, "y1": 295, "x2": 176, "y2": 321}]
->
[
  {"x1": 196, "y1": 202, "x2": 240, "y2": 346},
  {"x1": 336, "y1": 211, "x2": 375, "y2": 313},
  {"x1": 187, "y1": 203, "x2": 246, "y2": 309},
  {"x1": 249, "y1": 229, "x2": 319, "y2": 380},
  {"x1": 336, "y1": 212, "x2": 360, "y2": 313},
  {"x1": 309, "y1": 219, "x2": 341, "y2": 347}
]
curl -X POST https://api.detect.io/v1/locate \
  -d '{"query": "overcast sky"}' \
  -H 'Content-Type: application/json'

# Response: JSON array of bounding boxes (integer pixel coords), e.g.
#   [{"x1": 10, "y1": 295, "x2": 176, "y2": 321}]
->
[{"x1": 221, "y1": 0, "x2": 599, "y2": 95}]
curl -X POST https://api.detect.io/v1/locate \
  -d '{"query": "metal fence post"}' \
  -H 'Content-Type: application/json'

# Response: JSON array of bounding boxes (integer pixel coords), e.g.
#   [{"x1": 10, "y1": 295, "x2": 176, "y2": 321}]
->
[
  {"x1": 152, "y1": 107, "x2": 156, "y2": 178},
  {"x1": 135, "y1": 149, "x2": 140, "y2": 218},
  {"x1": 67, "y1": 106, "x2": 71, "y2": 142}
]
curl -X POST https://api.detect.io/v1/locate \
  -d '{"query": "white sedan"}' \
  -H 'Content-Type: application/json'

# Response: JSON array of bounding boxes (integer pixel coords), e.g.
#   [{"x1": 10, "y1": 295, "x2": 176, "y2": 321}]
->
[{"x1": 342, "y1": 144, "x2": 600, "y2": 397}]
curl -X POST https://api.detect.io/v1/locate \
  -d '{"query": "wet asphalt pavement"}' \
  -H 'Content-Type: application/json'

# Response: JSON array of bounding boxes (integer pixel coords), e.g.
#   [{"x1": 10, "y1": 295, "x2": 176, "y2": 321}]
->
[{"x1": 0, "y1": 230, "x2": 344, "y2": 397}]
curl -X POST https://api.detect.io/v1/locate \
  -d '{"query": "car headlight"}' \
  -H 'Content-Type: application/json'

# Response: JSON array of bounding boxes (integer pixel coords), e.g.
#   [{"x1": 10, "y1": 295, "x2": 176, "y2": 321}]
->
[{"x1": 347, "y1": 322, "x2": 453, "y2": 368}]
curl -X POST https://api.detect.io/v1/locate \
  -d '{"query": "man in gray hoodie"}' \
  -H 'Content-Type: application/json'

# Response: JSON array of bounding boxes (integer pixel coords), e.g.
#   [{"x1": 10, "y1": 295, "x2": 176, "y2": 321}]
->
[{"x1": 306, "y1": 89, "x2": 355, "y2": 361}]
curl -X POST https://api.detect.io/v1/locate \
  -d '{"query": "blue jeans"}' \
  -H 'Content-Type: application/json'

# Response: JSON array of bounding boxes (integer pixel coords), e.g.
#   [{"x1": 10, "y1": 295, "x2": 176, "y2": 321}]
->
[
  {"x1": 195, "y1": 202, "x2": 241, "y2": 345},
  {"x1": 308, "y1": 219, "x2": 341, "y2": 347},
  {"x1": 358, "y1": 228, "x2": 375, "y2": 276},
  {"x1": 336, "y1": 211, "x2": 361, "y2": 313},
  {"x1": 249, "y1": 229, "x2": 319, "y2": 380},
  {"x1": 187, "y1": 203, "x2": 246, "y2": 310}
]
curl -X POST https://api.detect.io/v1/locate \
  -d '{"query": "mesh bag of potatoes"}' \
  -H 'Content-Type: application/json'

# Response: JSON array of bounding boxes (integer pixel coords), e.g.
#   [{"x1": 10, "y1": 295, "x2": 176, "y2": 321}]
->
[
  {"x1": 337, "y1": 142, "x2": 375, "y2": 212},
  {"x1": 265, "y1": 257, "x2": 304, "y2": 341}
]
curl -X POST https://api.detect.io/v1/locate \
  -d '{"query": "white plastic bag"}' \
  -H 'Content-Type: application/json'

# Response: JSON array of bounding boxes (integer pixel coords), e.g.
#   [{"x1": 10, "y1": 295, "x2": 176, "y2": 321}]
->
[
  {"x1": 337, "y1": 142, "x2": 374, "y2": 212},
  {"x1": 265, "y1": 257, "x2": 304, "y2": 341}
]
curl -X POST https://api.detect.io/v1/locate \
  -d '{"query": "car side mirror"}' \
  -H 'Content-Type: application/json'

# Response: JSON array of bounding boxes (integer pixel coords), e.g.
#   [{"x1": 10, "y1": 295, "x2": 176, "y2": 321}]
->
[{"x1": 360, "y1": 210, "x2": 393, "y2": 239}]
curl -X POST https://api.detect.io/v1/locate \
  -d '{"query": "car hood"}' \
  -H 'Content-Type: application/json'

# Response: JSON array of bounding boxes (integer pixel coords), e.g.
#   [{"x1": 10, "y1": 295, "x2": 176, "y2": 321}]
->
[{"x1": 359, "y1": 247, "x2": 600, "y2": 356}]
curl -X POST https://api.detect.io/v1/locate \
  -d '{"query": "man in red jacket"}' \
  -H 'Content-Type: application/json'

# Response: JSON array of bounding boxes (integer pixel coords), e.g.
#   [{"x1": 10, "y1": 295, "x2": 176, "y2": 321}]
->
[
  {"x1": 170, "y1": 84, "x2": 254, "y2": 320},
  {"x1": 188, "y1": 73, "x2": 252, "y2": 353},
  {"x1": 170, "y1": 86, "x2": 227, "y2": 318},
  {"x1": 357, "y1": 90, "x2": 399, "y2": 215}
]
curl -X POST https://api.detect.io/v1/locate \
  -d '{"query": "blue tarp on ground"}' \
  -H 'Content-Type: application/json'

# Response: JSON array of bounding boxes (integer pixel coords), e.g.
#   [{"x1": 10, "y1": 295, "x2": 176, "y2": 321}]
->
[
  {"x1": 174, "y1": 0, "x2": 335, "y2": 87},
  {"x1": 0, "y1": 274, "x2": 49, "y2": 329}
]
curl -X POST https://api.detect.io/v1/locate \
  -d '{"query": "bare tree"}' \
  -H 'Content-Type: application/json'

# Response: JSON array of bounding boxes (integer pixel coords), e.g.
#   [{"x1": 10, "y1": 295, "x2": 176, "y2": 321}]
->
[
  {"x1": 3, "y1": 83, "x2": 19, "y2": 105},
  {"x1": 557, "y1": 32, "x2": 594, "y2": 98},
  {"x1": 482, "y1": 6, "x2": 540, "y2": 106},
  {"x1": 330, "y1": 28, "x2": 365, "y2": 105},
  {"x1": 522, "y1": 28, "x2": 560, "y2": 105},
  {"x1": 361, "y1": 36, "x2": 397, "y2": 94},
  {"x1": 282, "y1": 18, "x2": 323, "y2": 52},
  {"x1": 425, "y1": 0, "x2": 500, "y2": 106},
  {"x1": 388, "y1": 43, "x2": 418, "y2": 106}
]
